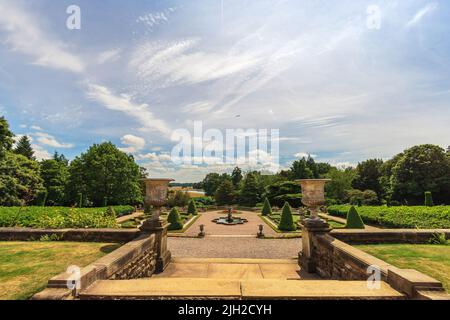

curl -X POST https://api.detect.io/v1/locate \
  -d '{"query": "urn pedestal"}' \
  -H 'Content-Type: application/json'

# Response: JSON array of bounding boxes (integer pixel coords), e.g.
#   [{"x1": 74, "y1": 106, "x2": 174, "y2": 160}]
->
[
  {"x1": 140, "y1": 178, "x2": 174, "y2": 273},
  {"x1": 297, "y1": 179, "x2": 331, "y2": 273}
]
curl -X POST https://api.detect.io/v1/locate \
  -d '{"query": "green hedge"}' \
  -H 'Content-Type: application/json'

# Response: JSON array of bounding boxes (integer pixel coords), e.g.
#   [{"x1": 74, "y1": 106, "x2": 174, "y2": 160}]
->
[
  {"x1": 328, "y1": 205, "x2": 450, "y2": 229},
  {"x1": 0, "y1": 206, "x2": 133, "y2": 229}
]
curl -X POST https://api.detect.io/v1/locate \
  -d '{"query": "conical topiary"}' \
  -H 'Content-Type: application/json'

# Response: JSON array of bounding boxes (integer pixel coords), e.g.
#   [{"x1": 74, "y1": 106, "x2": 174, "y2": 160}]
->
[
  {"x1": 424, "y1": 192, "x2": 434, "y2": 207},
  {"x1": 106, "y1": 206, "x2": 116, "y2": 218},
  {"x1": 345, "y1": 206, "x2": 365, "y2": 229},
  {"x1": 261, "y1": 198, "x2": 272, "y2": 216},
  {"x1": 187, "y1": 200, "x2": 198, "y2": 216},
  {"x1": 167, "y1": 207, "x2": 184, "y2": 231},
  {"x1": 278, "y1": 202, "x2": 297, "y2": 231}
]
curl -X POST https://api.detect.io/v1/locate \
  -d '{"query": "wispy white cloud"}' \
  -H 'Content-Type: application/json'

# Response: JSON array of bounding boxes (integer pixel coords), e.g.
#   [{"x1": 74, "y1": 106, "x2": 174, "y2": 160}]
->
[
  {"x1": 0, "y1": 0, "x2": 85, "y2": 73},
  {"x1": 34, "y1": 132, "x2": 74, "y2": 148},
  {"x1": 136, "y1": 7, "x2": 179, "y2": 31},
  {"x1": 32, "y1": 144, "x2": 52, "y2": 160},
  {"x1": 406, "y1": 3, "x2": 439, "y2": 28},
  {"x1": 86, "y1": 83, "x2": 172, "y2": 136},
  {"x1": 119, "y1": 134, "x2": 145, "y2": 154},
  {"x1": 97, "y1": 49, "x2": 121, "y2": 65}
]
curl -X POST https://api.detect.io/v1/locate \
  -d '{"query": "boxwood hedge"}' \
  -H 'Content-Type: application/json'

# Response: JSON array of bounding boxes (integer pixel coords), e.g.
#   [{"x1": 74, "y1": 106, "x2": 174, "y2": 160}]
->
[{"x1": 327, "y1": 205, "x2": 450, "y2": 229}]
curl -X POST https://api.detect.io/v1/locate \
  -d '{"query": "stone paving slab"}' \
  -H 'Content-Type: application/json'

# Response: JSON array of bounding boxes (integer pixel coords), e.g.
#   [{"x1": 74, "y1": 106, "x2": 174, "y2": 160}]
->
[{"x1": 241, "y1": 280, "x2": 405, "y2": 300}]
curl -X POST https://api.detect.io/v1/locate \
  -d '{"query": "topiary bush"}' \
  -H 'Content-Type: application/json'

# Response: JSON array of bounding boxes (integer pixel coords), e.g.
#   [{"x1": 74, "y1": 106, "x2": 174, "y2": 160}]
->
[
  {"x1": 261, "y1": 198, "x2": 272, "y2": 216},
  {"x1": 187, "y1": 200, "x2": 198, "y2": 216},
  {"x1": 278, "y1": 202, "x2": 297, "y2": 231},
  {"x1": 167, "y1": 207, "x2": 184, "y2": 231},
  {"x1": 106, "y1": 206, "x2": 116, "y2": 218},
  {"x1": 425, "y1": 192, "x2": 434, "y2": 207},
  {"x1": 345, "y1": 206, "x2": 365, "y2": 229}
]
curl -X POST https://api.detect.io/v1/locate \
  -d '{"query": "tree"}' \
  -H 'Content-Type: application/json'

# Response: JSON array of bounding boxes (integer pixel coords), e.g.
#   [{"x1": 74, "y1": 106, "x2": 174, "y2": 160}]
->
[
  {"x1": 352, "y1": 159, "x2": 383, "y2": 199},
  {"x1": 266, "y1": 181, "x2": 301, "y2": 207},
  {"x1": 40, "y1": 156, "x2": 69, "y2": 206},
  {"x1": 391, "y1": 145, "x2": 450, "y2": 205},
  {"x1": 214, "y1": 180, "x2": 236, "y2": 205},
  {"x1": 14, "y1": 135, "x2": 35, "y2": 160},
  {"x1": 0, "y1": 152, "x2": 44, "y2": 206},
  {"x1": 424, "y1": 191, "x2": 434, "y2": 207},
  {"x1": 202, "y1": 173, "x2": 223, "y2": 196},
  {"x1": 306, "y1": 155, "x2": 319, "y2": 178},
  {"x1": 345, "y1": 206, "x2": 365, "y2": 229},
  {"x1": 167, "y1": 207, "x2": 183, "y2": 231},
  {"x1": 239, "y1": 172, "x2": 260, "y2": 207},
  {"x1": 66, "y1": 142, "x2": 142, "y2": 206},
  {"x1": 167, "y1": 190, "x2": 190, "y2": 208},
  {"x1": 187, "y1": 199, "x2": 198, "y2": 215},
  {"x1": 278, "y1": 202, "x2": 296, "y2": 231},
  {"x1": 289, "y1": 158, "x2": 314, "y2": 180},
  {"x1": 325, "y1": 167, "x2": 356, "y2": 203},
  {"x1": 231, "y1": 167, "x2": 243, "y2": 187},
  {"x1": 0, "y1": 116, "x2": 14, "y2": 159},
  {"x1": 261, "y1": 198, "x2": 272, "y2": 216}
]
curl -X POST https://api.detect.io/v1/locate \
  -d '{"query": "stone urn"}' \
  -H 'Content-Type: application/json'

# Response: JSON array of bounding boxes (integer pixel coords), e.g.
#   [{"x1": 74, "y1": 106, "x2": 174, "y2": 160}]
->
[
  {"x1": 297, "y1": 179, "x2": 331, "y2": 225},
  {"x1": 141, "y1": 178, "x2": 174, "y2": 229}
]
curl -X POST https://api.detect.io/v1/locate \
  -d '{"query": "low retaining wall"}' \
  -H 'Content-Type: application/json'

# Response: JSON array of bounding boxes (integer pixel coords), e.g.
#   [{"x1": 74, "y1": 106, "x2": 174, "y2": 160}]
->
[
  {"x1": 331, "y1": 229, "x2": 450, "y2": 244},
  {"x1": 32, "y1": 233, "x2": 157, "y2": 300},
  {"x1": 0, "y1": 228, "x2": 140, "y2": 243},
  {"x1": 307, "y1": 232, "x2": 447, "y2": 299}
]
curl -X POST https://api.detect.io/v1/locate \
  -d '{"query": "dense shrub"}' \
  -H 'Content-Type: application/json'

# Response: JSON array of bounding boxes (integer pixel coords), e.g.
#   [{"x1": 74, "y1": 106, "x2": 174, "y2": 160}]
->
[
  {"x1": 328, "y1": 205, "x2": 450, "y2": 229},
  {"x1": 345, "y1": 206, "x2": 365, "y2": 229},
  {"x1": 187, "y1": 200, "x2": 198, "y2": 216},
  {"x1": 261, "y1": 198, "x2": 272, "y2": 216},
  {"x1": 273, "y1": 194, "x2": 302, "y2": 208},
  {"x1": 425, "y1": 192, "x2": 434, "y2": 207},
  {"x1": 0, "y1": 206, "x2": 125, "y2": 229},
  {"x1": 167, "y1": 190, "x2": 190, "y2": 208},
  {"x1": 167, "y1": 207, "x2": 184, "y2": 231},
  {"x1": 278, "y1": 202, "x2": 296, "y2": 231}
]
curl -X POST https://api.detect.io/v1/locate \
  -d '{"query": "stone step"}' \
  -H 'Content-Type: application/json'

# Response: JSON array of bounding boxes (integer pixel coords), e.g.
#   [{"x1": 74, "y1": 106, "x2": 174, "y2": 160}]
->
[
  {"x1": 171, "y1": 257, "x2": 299, "y2": 264},
  {"x1": 80, "y1": 279, "x2": 405, "y2": 300}
]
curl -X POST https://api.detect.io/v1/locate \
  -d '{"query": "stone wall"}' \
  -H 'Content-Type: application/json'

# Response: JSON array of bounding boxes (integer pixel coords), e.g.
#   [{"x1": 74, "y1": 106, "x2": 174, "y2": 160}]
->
[
  {"x1": 32, "y1": 233, "x2": 157, "y2": 300},
  {"x1": 331, "y1": 229, "x2": 450, "y2": 244},
  {"x1": 0, "y1": 228, "x2": 140, "y2": 243}
]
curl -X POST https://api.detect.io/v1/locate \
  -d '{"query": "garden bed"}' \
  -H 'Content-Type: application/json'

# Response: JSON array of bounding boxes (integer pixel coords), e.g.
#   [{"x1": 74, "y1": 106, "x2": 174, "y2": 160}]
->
[
  {"x1": 328, "y1": 205, "x2": 450, "y2": 229},
  {"x1": 0, "y1": 206, "x2": 134, "y2": 229}
]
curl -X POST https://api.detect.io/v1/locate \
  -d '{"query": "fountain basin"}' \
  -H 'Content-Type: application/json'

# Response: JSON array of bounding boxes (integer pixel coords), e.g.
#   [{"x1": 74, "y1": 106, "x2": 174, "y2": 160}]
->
[{"x1": 212, "y1": 217, "x2": 248, "y2": 225}]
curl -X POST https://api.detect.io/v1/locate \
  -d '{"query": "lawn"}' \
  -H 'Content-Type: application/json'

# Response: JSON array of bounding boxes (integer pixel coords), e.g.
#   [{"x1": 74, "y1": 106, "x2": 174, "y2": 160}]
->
[
  {"x1": 0, "y1": 242, "x2": 121, "y2": 300},
  {"x1": 357, "y1": 244, "x2": 450, "y2": 293}
]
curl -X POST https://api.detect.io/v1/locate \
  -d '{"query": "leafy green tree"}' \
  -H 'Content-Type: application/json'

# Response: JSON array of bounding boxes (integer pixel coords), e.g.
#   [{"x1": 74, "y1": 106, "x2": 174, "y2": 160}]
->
[
  {"x1": 261, "y1": 198, "x2": 272, "y2": 216},
  {"x1": 231, "y1": 167, "x2": 243, "y2": 187},
  {"x1": 0, "y1": 152, "x2": 44, "y2": 206},
  {"x1": 214, "y1": 180, "x2": 236, "y2": 205},
  {"x1": 66, "y1": 142, "x2": 142, "y2": 206},
  {"x1": 14, "y1": 135, "x2": 35, "y2": 160},
  {"x1": 266, "y1": 181, "x2": 301, "y2": 207},
  {"x1": 391, "y1": 145, "x2": 450, "y2": 205},
  {"x1": 167, "y1": 207, "x2": 183, "y2": 230},
  {"x1": 424, "y1": 191, "x2": 434, "y2": 207},
  {"x1": 306, "y1": 155, "x2": 319, "y2": 178},
  {"x1": 239, "y1": 172, "x2": 260, "y2": 207},
  {"x1": 289, "y1": 158, "x2": 314, "y2": 180},
  {"x1": 352, "y1": 159, "x2": 384, "y2": 199},
  {"x1": 40, "y1": 155, "x2": 69, "y2": 206},
  {"x1": 0, "y1": 116, "x2": 14, "y2": 159},
  {"x1": 345, "y1": 206, "x2": 365, "y2": 229},
  {"x1": 278, "y1": 202, "x2": 296, "y2": 231},
  {"x1": 187, "y1": 199, "x2": 198, "y2": 215},
  {"x1": 167, "y1": 190, "x2": 190, "y2": 208},
  {"x1": 202, "y1": 173, "x2": 223, "y2": 196},
  {"x1": 324, "y1": 167, "x2": 356, "y2": 203}
]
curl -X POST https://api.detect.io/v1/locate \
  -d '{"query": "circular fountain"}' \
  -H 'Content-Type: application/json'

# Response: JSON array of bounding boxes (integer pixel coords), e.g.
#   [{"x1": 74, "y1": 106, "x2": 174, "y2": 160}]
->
[{"x1": 213, "y1": 208, "x2": 248, "y2": 226}]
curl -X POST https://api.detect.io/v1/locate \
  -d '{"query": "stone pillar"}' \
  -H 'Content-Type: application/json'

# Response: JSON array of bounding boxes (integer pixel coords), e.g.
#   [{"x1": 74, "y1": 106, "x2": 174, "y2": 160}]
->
[
  {"x1": 140, "y1": 178, "x2": 174, "y2": 273},
  {"x1": 297, "y1": 179, "x2": 331, "y2": 273}
]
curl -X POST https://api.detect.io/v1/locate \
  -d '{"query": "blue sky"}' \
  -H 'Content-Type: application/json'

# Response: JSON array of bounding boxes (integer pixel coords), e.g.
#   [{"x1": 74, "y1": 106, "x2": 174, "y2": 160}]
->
[{"x1": 0, "y1": 0, "x2": 449, "y2": 182}]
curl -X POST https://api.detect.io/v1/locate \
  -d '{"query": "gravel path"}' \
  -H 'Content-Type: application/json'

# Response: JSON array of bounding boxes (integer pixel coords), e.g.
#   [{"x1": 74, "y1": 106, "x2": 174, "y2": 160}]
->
[{"x1": 168, "y1": 237, "x2": 302, "y2": 259}]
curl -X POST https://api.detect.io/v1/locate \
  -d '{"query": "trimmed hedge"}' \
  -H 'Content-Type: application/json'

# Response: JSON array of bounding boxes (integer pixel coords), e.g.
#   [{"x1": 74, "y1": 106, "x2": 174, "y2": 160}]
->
[
  {"x1": 425, "y1": 192, "x2": 434, "y2": 207},
  {"x1": 345, "y1": 206, "x2": 365, "y2": 229},
  {"x1": 187, "y1": 200, "x2": 198, "y2": 216},
  {"x1": 261, "y1": 198, "x2": 272, "y2": 216},
  {"x1": 328, "y1": 205, "x2": 450, "y2": 229},
  {"x1": 278, "y1": 202, "x2": 297, "y2": 231},
  {"x1": 167, "y1": 207, "x2": 184, "y2": 231},
  {"x1": 0, "y1": 206, "x2": 130, "y2": 229}
]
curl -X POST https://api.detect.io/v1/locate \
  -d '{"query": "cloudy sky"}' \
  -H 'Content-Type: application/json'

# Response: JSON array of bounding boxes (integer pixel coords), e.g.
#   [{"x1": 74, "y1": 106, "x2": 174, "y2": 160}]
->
[{"x1": 0, "y1": 0, "x2": 449, "y2": 182}]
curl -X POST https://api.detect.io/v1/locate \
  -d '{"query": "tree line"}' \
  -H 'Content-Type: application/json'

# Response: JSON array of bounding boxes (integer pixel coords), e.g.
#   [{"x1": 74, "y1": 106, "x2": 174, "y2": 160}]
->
[
  {"x1": 0, "y1": 116, "x2": 143, "y2": 207},
  {"x1": 197, "y1": 144, "x2": 450, "y2": 207}
]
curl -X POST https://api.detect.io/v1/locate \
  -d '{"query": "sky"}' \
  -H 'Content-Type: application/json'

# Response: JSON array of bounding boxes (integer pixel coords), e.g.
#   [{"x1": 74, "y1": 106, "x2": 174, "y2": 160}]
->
[{"x1": 0, "y1": 0, "x2": 449, "y2": 182}]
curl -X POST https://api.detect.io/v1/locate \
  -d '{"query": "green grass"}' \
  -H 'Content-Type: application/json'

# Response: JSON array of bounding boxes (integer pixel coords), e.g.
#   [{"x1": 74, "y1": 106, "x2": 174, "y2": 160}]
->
[
  {"x1": 328, "y1": 205, "x2": 450, "y2": 229},
  {"x1": 0, "y1": 242, "x2": 121, "y2": 300},
  {"x1": 0, "y1": 206, "x2": 134, "y2": 229},
  {"x1": 357, "y1": 244, "x2": 450, "y2": 293}
]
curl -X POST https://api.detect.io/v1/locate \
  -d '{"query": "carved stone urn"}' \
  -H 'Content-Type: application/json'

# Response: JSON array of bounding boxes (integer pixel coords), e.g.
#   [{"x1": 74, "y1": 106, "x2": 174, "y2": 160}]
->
[
  {"x1": 140, "y1": 178, "x2": 174, "y2": 229},
  {"x1": 297, "y1": 179, "x2": 331, "y2": 224},
  {"x1": 140, "y1": 178, "x2": 174, "y2": 273}
]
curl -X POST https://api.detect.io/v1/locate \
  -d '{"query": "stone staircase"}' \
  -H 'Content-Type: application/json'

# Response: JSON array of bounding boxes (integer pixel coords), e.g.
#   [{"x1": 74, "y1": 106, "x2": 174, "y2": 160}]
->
[{"x1": 79, "y1": 258, "x2": 405, "y2": 300}]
